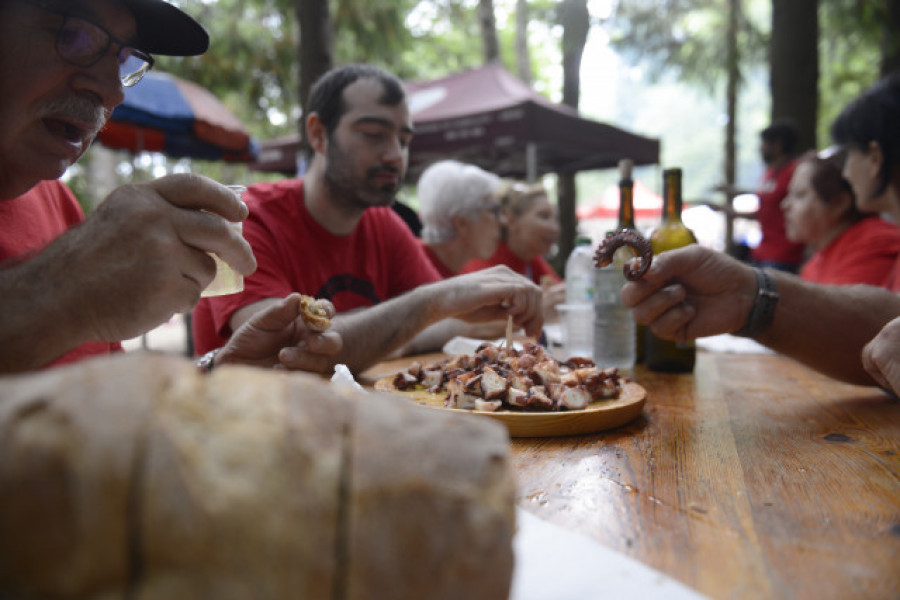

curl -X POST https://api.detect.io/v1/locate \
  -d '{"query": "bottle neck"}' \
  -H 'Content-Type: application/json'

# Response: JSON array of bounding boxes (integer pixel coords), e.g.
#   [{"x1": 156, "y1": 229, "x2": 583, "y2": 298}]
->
[
  {"x1": 618, "y1": 178, "x2": 636, "y2": 230},
  {"x1": 662, "y1": 171, "x2": 683, "y2": 222}
]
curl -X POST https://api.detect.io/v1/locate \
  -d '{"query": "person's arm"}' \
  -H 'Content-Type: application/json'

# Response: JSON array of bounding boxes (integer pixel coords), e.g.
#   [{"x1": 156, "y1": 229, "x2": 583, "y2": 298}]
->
[
  {"x1": 621, "y1": 245, "x2": 900, "y2": 386},
  {"x1": 232, "y1": 266, "x2": 543, "y2": 374},
  {"x1": 0, "y1": 174, "x2": 255, "y2": 374},
  {"x1": 758, "y1": 275, "x2": 900, "y2": 384}
]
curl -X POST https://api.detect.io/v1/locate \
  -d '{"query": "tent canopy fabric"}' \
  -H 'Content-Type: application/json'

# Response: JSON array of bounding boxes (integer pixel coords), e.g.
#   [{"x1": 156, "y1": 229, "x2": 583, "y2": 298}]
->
[{"x1": 404, "y1": 62, "x2": 660, "y2": 181}]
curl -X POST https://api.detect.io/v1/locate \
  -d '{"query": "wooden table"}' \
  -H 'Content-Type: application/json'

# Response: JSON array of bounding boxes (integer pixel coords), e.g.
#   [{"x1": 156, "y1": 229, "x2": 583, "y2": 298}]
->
[{"x1": 361, "y1": 349, "x2": 900, "y2": 600}]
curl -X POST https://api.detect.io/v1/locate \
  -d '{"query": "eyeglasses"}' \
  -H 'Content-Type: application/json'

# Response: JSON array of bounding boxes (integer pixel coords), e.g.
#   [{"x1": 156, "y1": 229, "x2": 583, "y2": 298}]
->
[{"x1": 23, "y1": 0, "x2": 154, "y2": 87}]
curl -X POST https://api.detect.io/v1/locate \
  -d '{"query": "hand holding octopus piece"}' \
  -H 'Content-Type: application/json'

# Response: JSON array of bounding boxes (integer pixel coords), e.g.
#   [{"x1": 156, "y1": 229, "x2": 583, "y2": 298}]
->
[{"x1": 593, "y1": 229, "x2": 653, "y2": 281}]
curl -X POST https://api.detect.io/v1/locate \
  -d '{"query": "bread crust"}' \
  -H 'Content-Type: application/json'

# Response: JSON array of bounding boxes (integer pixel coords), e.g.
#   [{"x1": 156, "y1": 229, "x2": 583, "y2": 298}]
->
[{"x1": 0, "y1": 353, "x2": 514, "y2": 598}]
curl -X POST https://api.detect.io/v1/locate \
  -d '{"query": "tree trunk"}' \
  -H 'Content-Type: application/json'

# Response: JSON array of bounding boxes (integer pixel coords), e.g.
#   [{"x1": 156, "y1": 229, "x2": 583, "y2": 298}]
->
[
  {"x1": 770, "y1": 0, "x2": 818, "y2": 152},
  {"x1": 515, "y1": 0, "x2": 532, "y2": 85},
  {"x1": 479, "y1": 0, "x2": 501, "y2": 63},
  {"x1": 296, "y1": 0, "x2": 333, "y2": 159},
  {"x1": 723, "y1": 0, "x2": 740, "y2": 255},
  {"x1": 881, "y1": 0, "x2": 900, "y2": 76},
  {"x1": 557, "y1": 0, "x2": 590, "y2": 272}
]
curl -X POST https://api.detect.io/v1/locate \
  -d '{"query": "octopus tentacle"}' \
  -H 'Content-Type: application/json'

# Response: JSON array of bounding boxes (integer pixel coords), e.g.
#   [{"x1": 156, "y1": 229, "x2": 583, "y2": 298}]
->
[{"x1": 593, "y1": 229, "x2": 653, "y2": 281}]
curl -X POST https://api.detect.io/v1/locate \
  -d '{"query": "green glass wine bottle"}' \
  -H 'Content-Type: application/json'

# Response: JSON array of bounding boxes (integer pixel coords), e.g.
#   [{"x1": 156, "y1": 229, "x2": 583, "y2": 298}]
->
[
  {"x1": 615, "y1": 159, "x2": 644, "y2": 363},
  {"x1": 645, "y1": 168, "x2": 697, "y2": 373}
]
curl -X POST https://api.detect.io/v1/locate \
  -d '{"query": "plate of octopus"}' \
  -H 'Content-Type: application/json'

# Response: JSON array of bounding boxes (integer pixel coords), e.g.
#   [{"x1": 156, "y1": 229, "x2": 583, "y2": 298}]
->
[{"x1": 374, "y1": 341, "x2": 647, "y2": 438}]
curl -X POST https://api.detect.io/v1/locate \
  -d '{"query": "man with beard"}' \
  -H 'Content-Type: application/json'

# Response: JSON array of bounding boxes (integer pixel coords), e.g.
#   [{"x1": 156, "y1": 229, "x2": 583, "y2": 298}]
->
[
  {"x1": 0, "y1": 0, "x2": 345, "y2": 374},
  {"x1": 193, "y1": 64, "x2": 545, "y2": 374}
]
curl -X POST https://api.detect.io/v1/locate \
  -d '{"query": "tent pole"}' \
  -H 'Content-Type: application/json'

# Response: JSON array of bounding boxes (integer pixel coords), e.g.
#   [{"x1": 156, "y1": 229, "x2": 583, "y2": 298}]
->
[{"x1": 526, "y1": 143, "x2": 537, "y2": 182}]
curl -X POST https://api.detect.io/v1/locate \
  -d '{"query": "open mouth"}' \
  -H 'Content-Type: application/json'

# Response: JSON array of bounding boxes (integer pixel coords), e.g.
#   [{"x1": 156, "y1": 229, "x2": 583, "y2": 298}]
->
[{"x1": 44, "y1": 118, "x2": 90, "y2": 144}]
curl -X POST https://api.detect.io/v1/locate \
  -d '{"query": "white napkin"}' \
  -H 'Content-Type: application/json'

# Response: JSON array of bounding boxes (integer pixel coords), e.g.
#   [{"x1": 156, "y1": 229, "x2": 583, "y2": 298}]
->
[
  {"x1": 330, "y1": 364, "x2": 366, "y2": 392},
  {"x1": 511, "y1": 509, "x2": 710, "y2": 600},
  {"x1": 696, "y1": 333, "x2": 773, "y2": 354}
]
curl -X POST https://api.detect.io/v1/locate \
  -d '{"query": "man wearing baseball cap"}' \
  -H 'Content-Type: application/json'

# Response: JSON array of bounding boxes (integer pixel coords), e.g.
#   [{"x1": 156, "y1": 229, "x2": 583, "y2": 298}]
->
[{"x1": 0, "y1": 0, "x2": 340, "y2": 373}]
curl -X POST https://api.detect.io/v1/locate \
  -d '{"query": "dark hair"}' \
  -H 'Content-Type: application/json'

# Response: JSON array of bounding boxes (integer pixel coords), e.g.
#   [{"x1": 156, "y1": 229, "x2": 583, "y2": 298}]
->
[
  {"x1": 306, "y1": 64, "x2": 406, "y2": 135},
  {"x1": 830, "y1": 71, "x2": 900, "y2": 199},
  {"x1": 797, "y1": 150, "x2": 865, "y2": 223},
  {"x1": 761, "y1": 118, "x2": 800, "y2": 155}
]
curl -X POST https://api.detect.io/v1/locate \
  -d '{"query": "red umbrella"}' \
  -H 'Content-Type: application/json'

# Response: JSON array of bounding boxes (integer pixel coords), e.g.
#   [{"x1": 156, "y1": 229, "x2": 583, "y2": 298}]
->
[{"x1": 97, "y1": 71, "x2": 257, "y2": 162}]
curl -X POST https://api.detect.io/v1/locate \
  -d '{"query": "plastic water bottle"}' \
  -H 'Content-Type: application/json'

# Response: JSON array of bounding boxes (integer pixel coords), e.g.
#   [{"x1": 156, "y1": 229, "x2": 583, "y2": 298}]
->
[
  {"x1": 565, "y1": 236, "x2": 595, "y2": 305},
  {"x1": 593, "y1": 249, "x2": 636, "y2": 371}
]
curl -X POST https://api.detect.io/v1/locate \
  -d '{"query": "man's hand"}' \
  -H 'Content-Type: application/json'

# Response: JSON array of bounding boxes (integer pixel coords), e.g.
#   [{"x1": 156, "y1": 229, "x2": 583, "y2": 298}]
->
[
  {"x1": 431, "y1": 266, "x2": 544, "y2": 337},
  {"x1": 68, "y1": 174, "x2": 257, "y2": 343},
  {"x1": 621, "y1": 245, "x2": 758, "y2": 342},
  {"x1": 218, "y1": 294, "x2": 342, "y2": 372},
  {"x1": 862, "y1": 317, "x2": 900, "y2": 395}
]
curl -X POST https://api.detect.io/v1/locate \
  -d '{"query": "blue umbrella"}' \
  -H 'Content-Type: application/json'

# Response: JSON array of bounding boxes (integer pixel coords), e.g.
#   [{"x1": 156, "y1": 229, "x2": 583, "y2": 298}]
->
[{"x1": 97, "y1": 71, "x2": 257, "y2": 162}]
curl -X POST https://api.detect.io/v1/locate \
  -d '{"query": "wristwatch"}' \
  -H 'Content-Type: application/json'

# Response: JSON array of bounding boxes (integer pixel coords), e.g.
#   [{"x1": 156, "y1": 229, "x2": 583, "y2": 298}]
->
[{"x1": 196, "y1": 348, "x2": 221, "y2": 373}]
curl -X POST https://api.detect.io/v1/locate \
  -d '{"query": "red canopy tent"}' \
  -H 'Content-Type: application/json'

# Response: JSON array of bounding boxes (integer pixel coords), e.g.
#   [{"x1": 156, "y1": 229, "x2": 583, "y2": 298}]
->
[
  {"x1": 251, "y1": 63, "x2": 660, "y2": 181},
  {"x1": 404, "y1": 62, "x2": 659, "y2": 181}
]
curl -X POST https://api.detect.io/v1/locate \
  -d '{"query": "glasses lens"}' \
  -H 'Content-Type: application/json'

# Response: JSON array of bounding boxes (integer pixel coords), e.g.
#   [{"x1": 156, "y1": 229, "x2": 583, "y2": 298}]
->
[
  {"x1": 56, "y1": 17, "x2": 108, "y2": 66},
  {"x1": 119, "y1": 50, "x2": 151, "y2": 86}
]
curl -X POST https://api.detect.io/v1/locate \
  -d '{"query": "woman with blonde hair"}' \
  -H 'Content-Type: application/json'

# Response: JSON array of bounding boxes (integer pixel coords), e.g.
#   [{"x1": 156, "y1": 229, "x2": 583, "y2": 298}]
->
[{"x1": 462, "y1": 181, "x2": 565, "y2": 317}]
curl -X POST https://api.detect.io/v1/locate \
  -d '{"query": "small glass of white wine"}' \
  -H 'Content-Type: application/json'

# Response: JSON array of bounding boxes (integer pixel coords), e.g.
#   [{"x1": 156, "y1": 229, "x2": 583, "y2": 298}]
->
[{"x1": 201, "y1": 184, "x2": 247, "y2": 298}]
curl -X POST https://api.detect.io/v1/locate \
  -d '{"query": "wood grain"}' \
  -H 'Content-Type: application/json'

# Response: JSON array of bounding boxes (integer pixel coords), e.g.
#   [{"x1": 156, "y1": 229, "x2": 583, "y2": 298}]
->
[
  {"x1": 510, "y1": 351, "x2": 900, "y2": 599},
  {"x1": 363, "y1": 349, "x2": 900, "y2": 599}
]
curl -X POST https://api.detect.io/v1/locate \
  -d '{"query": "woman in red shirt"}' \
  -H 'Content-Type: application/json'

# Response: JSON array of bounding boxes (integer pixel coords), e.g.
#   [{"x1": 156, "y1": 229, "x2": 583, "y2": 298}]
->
[
  {"x1": 462, "y1": 182, "x2": 565, "y2": 319},
  {"x1": 783, "y1": 150, "x2": 900, "y2": 287},
  {"x1": 417, "y1": 160, "x2": 504, "y2": 278}
]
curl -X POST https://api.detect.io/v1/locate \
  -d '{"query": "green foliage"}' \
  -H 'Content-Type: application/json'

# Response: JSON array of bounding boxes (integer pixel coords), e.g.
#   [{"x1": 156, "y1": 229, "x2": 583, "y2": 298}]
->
[
  {"x1": 606, "y1": 0, "x2": 768, "y2": 93},
  {"x1": 818, "y1": 0, "x2": 882, "y2": 146}
]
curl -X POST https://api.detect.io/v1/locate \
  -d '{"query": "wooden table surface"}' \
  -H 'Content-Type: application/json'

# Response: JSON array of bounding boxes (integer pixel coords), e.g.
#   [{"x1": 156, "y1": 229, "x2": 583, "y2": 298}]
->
[{"x1": 361, "y1": 348, "x2": 900, "y2": 600}]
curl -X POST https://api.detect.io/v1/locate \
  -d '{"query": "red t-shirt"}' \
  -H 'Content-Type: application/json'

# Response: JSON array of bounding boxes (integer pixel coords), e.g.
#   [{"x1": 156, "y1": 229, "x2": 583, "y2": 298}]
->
[
  {"x1": 420, "y1": 240, "x2": 457, "y2": 279},
  {"x1": 752, "y1": 160, "x2": 806, "y2": 266},
  {"x1": 460, "y1": 242, "x2": 561, "y2": 285},
  {"x1": 192, "y1": 178, "x2": 442, "y2": 354},
  {"x1": 0, "y1": 180, "x2": 122, "y2": 368},
  {"x1": 800, "y1": 217, "x2": 900, "y2": 287}
]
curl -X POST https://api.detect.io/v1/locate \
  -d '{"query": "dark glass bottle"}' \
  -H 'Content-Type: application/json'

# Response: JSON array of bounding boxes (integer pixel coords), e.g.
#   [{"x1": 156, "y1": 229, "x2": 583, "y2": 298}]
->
[
  {"x1": 645, "y1": 168, "x2": 697, "y2": 373},
  {"x1": 615, "y1": 159, "x2": 644, "y2": 363}
]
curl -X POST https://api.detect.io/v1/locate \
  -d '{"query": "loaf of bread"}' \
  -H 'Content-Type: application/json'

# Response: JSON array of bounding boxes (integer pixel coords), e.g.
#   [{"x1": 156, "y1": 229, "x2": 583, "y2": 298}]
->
[{"x1": 0, "y1": 353, "x2": 515, "y2": 599}]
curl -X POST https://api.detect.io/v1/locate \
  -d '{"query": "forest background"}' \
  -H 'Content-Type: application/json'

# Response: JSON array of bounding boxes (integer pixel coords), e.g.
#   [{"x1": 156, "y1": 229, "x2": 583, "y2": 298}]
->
[{"x1": 71, "y1": 0, "x2": 900, "y2": 268}]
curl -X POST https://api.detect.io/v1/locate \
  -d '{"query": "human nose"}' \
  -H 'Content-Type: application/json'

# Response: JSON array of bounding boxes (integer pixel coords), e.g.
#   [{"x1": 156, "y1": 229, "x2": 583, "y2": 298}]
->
[
  {"x1": 72, "y1": 52, "x2": 126, "y2": 110},
  {"x1": 381, "y1": 136, "x2": 407, "y2": 168}
]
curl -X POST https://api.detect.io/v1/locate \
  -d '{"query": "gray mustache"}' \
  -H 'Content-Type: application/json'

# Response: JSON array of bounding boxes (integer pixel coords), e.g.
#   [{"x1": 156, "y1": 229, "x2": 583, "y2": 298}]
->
[{"x1": 40, "y1": 97, "x2": 107, "y2": 136}]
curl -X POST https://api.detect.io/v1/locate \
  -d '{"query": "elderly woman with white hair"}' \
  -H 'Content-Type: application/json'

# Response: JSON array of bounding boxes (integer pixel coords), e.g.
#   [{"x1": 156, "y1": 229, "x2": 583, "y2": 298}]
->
[{"x1": 417, "y1": 160, "x2": 505, "y2": 277}]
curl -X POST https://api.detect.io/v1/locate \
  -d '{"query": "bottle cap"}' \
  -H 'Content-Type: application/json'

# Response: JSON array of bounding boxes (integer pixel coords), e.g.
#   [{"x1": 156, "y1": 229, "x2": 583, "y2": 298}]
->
[{"x1": 618, "y1": 159, "x2": 633, "y2": 180}]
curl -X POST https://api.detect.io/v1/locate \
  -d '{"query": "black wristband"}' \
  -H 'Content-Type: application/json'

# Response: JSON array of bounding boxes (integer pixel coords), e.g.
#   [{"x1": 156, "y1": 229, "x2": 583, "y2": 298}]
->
[{"x1": 734, "y1": 267, "x2": 779, "y2": 338}]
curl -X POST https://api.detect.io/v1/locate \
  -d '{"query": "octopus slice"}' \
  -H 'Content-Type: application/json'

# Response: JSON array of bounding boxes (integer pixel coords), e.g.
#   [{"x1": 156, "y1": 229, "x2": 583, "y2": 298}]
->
[{"x1": 593, "y1": 229, "x2": 653, "y2": 281}]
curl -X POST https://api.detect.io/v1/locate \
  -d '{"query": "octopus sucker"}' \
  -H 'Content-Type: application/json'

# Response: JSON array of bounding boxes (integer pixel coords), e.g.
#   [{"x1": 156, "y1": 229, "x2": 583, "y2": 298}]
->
[{"x1": 593, "y1": 229, "x2": 653, "y2": 281}]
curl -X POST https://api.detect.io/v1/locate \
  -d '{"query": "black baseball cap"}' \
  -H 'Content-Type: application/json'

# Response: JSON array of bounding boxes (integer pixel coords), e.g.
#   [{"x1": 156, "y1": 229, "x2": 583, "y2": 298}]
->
[{"x1": 122, "y1": 0, "x2": 209, "y2": 56}]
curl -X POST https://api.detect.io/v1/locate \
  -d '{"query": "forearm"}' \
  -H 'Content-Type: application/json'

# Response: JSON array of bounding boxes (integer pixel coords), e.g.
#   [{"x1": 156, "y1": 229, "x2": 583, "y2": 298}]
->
[
  {"x1": 330, "y1": 286, "x2": 442, "y2": 373},
  {"x1": 0, "y1": 257, "x2": 88, "y2": 373},
  {"x1": 757, "y1": 275, "x2": 900, "y2": 385}
]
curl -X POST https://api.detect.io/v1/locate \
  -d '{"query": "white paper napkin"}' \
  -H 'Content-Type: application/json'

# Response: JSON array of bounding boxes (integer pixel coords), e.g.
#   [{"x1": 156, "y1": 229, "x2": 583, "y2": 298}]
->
[{"x1": 511, "y1": 509, "x2": 710, "y2": 600}]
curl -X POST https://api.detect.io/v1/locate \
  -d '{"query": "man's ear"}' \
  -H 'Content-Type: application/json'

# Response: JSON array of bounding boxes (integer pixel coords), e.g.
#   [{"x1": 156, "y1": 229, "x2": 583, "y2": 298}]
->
[{"x1": 306, "y1": 113, "x2": 327, "y2": 155}]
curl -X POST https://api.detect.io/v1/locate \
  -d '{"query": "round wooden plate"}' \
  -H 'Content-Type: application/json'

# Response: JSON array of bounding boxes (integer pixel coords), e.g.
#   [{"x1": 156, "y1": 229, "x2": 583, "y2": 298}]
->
[{"x1": 373, "y1": 377, "x2": 647, "y2": 437}]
